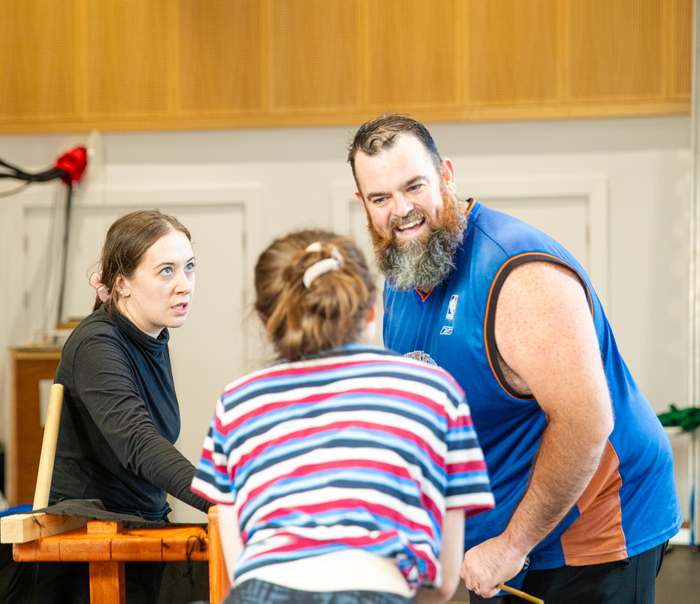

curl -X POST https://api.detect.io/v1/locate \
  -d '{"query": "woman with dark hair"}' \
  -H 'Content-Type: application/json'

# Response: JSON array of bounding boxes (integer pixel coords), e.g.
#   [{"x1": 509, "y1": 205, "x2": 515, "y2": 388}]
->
[
  {"x1": 192, "y1": 230, "x2": 495, "y2": 604},
  {"x1": 41, "y1": 209, "x2": 211, "y2": 603}
]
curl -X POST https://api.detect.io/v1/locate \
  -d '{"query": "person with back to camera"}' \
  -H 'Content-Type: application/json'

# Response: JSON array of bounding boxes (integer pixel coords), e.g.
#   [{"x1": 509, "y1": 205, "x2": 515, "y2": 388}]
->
[
  {"x1": 190, "y1": 229, "x2": 495, "y2": 604},
  {"x1": 33, "y1": 209, "x2": 211, "y2": 604},
  {"x1": 347, "y1": 113, "x2": 683, "y2": 603}
]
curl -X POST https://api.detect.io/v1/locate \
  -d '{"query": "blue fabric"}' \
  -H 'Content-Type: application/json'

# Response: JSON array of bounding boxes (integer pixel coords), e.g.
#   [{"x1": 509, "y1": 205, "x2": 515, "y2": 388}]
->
[
  {"x1": 0, "y1": 504, "x2": 32, "y2": 519},
  {"x1": 383, "y1": 201, "x2": 682, "y2": 573}
]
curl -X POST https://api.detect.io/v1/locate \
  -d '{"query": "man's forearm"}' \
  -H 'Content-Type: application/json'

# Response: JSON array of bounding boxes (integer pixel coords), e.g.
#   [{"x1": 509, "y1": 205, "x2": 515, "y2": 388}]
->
[
  {"x1": 460, "y1": 415, "x2": 610, "y2": 597},
  {"x1": 502, "y1": 416, "x2": 608, "y2": 557}
]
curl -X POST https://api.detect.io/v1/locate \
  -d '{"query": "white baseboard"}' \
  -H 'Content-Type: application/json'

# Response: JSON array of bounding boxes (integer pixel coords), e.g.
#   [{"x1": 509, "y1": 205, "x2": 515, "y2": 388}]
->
[{"x1": 669, "y1": 528, "x2": 691, "y2": 545}]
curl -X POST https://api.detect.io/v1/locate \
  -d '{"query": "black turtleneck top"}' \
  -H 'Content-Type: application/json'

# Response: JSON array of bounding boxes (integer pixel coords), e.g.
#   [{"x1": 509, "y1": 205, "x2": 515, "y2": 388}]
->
[{"x1": 50, "y1": 304, "x2": 210, "y2": 519}]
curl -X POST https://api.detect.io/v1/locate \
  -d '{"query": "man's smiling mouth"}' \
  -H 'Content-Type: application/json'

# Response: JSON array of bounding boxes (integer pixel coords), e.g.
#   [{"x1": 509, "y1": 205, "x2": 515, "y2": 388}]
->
[{"x1": 396, "y1": 217, "x2": 425, "y2": 233}]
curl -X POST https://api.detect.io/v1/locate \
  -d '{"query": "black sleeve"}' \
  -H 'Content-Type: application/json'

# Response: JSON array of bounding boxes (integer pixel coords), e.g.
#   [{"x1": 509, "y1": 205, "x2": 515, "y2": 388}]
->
[{"x1": 72, "y1": 333, "x2": 211, "y2": 512}]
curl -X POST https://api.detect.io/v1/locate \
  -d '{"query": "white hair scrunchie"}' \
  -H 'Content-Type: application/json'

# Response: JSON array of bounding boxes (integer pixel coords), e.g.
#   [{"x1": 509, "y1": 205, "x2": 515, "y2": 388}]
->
[{"x1": 303, "y1": 242, "x2": 345, "y2": 288}]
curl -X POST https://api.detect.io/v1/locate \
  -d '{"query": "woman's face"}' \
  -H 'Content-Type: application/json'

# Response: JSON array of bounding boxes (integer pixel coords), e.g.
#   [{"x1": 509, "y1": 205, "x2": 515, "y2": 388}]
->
[{"x1": 116, "y1": 229, "x2": 195, "y2": 337}]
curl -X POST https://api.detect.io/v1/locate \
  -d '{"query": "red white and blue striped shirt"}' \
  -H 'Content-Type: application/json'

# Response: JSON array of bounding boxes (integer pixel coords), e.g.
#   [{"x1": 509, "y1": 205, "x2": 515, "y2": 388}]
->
[{"x1": 192, "y1": 344, "x2": 494, "y2": 589}]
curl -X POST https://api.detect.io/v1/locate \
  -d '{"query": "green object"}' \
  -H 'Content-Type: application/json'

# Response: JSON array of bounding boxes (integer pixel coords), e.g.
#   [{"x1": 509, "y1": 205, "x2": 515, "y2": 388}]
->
[{"x1": 657, "y1": 404, "x2": 700, "y2": 431}]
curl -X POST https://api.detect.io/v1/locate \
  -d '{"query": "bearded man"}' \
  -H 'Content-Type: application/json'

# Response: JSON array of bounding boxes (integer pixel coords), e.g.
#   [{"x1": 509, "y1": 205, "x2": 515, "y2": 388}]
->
[{"x1": 348, "y1": 113, "x2": 681, "y2": 604}]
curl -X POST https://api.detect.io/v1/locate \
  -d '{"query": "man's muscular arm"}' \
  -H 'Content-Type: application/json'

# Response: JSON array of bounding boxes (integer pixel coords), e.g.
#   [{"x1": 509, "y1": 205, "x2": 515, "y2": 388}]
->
[{"x1": 460, "y1": 262, "x2": 613, "y2": 597}]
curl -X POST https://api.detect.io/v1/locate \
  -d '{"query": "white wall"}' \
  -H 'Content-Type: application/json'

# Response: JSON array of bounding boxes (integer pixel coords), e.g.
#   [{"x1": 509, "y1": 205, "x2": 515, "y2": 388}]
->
[{"x1": 0, "y1": 115, "x2": 692, "y2": 521}]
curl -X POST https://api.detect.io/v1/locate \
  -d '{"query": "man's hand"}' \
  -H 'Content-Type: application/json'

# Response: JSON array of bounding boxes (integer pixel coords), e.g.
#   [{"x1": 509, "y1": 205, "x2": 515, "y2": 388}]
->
[{"x1": 460, "y1": 535, "x2": 527, "y2": 598}]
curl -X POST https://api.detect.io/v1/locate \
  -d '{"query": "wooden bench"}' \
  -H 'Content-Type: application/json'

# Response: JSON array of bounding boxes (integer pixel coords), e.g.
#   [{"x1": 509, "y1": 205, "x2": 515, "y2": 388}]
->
[
  {"x1": 2, "y1": 384, "x2": 231, "y2": 603},
  {"x1": 4, "y1": 506, "x2": 230, "y2": 604}
]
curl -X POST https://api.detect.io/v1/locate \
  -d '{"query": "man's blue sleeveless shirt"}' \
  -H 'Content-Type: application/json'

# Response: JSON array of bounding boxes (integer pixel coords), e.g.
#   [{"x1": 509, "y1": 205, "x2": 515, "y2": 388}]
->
[{"x1": 383, "y1": 201, "x2": 681, "y2": 569}]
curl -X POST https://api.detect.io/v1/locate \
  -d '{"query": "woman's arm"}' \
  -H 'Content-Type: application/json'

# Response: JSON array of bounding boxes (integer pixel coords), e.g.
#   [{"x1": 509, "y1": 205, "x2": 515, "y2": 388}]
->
[
  {"x1": 72, "y1": 333, "x2": 210, "y2": 511},
  {"x1": 414, "y1": 509, "x2": 466, "y2": 604},
  {"x1": 217, "y1": 504, "x2": 244, "y2": 584}
]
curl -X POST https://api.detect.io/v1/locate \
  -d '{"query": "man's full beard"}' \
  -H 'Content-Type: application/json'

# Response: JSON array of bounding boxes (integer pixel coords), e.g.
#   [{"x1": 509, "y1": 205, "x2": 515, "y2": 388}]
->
[{"x1": 367, "y1": 187, "x2": 468, "y2": 292}]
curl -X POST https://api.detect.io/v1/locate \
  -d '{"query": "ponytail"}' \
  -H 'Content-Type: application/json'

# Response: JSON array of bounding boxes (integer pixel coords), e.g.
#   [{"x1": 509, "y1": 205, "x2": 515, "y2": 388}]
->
[{"x1": 255, "y1": 230, "x2": 376, "y2": 361}]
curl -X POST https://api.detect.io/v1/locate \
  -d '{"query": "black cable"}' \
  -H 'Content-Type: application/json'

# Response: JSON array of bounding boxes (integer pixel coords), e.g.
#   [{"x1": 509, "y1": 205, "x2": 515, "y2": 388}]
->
[
  {"x1": 56, "y1": 181, "x2": 73, "y2": 323},
  {"x1": 0, "y1": 156, "x2": 31, "y2": 178},
  {"x1": 40, "y1": 184, "x2": 62, "y2": 338},
  {"x1": 0, "y1": 182, "x2": 32, "y2": 198},
  {"x1": 0, "y1": 157, "x2": 69, "y2": 184},
  {"x1": 0, "y1": 167, "x2": 71, "y2": 199},
  {"x1": 25, "y1": 168, "x2": 69, "y2": 183},
  {"x1": 0, "y1": 153, "x2": 80, "y2": 326}
]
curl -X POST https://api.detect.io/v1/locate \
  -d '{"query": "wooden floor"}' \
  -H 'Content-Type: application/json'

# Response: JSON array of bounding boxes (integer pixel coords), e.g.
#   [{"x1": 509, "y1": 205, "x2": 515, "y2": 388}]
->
[
  {"x1": 451, "y1": 545, "x2": 700, "y2": 603},
  {"x1": 656, "y1": 545, "x2": 700, "y2": 604}
]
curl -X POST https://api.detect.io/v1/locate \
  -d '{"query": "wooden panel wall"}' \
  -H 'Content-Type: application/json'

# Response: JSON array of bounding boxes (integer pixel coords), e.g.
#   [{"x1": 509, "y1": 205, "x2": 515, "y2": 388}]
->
[
  {"x1": 0, "y1": 1, "x2": 78, "y2": 121},
  {"x1": 0, "y1": 0, "x2": 691, "y2": 133},
  {"x1": 367, "y1": 0, "x2": 460, "y2": 109},
  {"x1": 272, "y1": 0, "x2": 360, "y2": 112},
  {"x1": 467, "y1": 0, "x2": 559, "y2": 105},
  {"x1": 570, "y1": 0, "x2": 663, "y2": 100},
  {"x1": 673, "y1": 0, "x2": 693, "y2": 98},
  {"x1": 86, "y1": 1, "x2": 171, "y2": 117},
  {"x1": 179, "y1": 0, "x2": 263, "y2": 113}
]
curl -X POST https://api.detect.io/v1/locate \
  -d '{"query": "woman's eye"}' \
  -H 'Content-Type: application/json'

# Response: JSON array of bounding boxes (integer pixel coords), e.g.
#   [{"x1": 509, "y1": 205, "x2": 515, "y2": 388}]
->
[
  {"x1": 161, "y1": 267, "x2": 173, "y2": 275},
  {"x1": 409, "y1": 184, "x2": 423, "y2": 192},
  {"x1": 186, "y1": 262, "x2": 195, "y2": 271}
]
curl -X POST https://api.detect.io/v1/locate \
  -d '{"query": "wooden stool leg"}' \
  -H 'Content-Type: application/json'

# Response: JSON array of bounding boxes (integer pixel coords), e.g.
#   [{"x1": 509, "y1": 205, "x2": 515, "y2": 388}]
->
[
  {"x1": 86, "y1": 521, "x2": 126, "y2": 604},
  {"x1": 208, "y1": 506, "x2": 231, "y2": 604},
  {"x1": 89, "y1": 561, "x2": 126, "y2": 604}
]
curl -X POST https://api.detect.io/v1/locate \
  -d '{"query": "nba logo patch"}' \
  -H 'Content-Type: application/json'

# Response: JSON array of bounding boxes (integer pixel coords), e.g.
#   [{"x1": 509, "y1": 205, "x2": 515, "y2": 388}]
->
[{"x1": 446, "y1": 295, "x2": 458, "y2": 320}]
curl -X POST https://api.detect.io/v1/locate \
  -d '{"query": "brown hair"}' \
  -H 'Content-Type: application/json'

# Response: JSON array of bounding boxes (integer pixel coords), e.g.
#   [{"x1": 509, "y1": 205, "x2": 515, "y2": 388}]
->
[
  {"x1": 347, "y1": 112, "x2": 442, "y2": 195},
  {"x1": 255, "y1": 229, "x2": 376, "y2": 361},
  {"x1": 94, "y1": 209, "x2": 191, "y2": 311}
]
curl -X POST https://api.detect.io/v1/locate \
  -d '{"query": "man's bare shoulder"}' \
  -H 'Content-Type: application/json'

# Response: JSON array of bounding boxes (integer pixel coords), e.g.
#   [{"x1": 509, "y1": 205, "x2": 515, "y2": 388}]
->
[{"x1": 494, "y1": 260, "x2": 604, "y2": 410}]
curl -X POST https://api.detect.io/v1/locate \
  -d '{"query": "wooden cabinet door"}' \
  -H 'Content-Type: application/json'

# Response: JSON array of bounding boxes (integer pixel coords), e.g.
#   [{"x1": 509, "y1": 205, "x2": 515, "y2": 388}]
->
[{"x1": 8, "y1": 350, "x2": 61, "y2": 506}]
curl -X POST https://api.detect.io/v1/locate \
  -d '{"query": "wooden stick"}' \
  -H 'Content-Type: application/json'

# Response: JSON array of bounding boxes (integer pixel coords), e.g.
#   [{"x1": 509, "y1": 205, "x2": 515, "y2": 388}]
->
[
  {"x1": 1, "y1": 512, "x2": 89, "y2": 543},
  {"x1": 33, "y1": 383, "x2": 64, "y2": 510},
  {"x1": 498, "y1": 583, "x2": 544, "y2": 604}
]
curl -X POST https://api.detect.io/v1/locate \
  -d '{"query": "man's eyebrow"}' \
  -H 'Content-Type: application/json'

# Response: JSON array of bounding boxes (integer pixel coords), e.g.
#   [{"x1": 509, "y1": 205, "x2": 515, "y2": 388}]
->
[
  {"x1": 366, "y1": 176, "x2": 427, "y2": 200},
  {"x1": 402, "y1": 176, "x2": 426, "y2": 188}
]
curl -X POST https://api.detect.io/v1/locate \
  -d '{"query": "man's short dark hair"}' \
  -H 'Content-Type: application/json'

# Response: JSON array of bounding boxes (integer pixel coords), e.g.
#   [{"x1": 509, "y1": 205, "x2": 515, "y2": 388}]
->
[{"x1": 347, "y1": 113, "x2": 442, "y2": 195}]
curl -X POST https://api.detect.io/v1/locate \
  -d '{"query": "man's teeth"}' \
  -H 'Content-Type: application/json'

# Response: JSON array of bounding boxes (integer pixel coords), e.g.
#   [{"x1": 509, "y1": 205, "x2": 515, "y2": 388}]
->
[{"x1": 398, "y1": 219, "x2": 422, "y2": 231}]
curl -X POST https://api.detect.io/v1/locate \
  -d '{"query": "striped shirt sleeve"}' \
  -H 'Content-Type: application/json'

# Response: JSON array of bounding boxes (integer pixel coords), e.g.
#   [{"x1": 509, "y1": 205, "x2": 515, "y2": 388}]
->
[
  {"x1": 192, "y1": 398, "x2": 236, "y2": 504},
  {"x1": 443, "y1": 384, "x2": 495, "y2": 516}
]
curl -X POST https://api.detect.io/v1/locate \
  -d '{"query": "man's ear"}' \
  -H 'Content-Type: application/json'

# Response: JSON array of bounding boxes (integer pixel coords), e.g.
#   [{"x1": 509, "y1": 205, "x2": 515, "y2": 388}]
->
[
  {"x1": 355, "y1": 190, "x2": 366, "y2": 209},
  {"x1": 441, "y1": 158, "x2": 457, "y2": 195}
]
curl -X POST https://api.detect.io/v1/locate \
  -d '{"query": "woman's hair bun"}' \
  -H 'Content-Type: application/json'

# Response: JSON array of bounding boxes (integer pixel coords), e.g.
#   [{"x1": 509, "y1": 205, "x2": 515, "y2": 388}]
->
[{"x1": 255, "y1": 230, "x2": 376, "y2": 361}]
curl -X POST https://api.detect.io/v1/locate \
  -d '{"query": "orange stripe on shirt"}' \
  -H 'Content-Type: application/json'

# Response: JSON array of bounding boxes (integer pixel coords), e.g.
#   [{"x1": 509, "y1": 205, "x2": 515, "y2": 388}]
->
[{"x1": 560, "y1": 441, "x2": 628, "y2": 565}]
